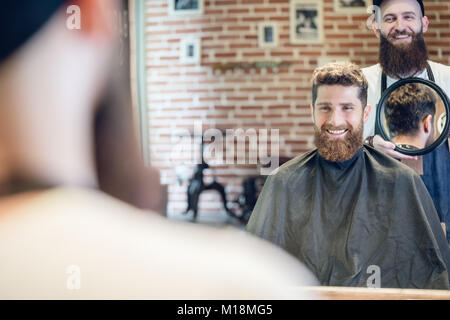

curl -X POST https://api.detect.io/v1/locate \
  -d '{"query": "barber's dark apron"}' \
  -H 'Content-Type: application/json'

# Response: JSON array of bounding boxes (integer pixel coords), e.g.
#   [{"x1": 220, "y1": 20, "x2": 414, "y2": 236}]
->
[{"x1": 378, "y1": 64, "x2": 450, "y2": 243}]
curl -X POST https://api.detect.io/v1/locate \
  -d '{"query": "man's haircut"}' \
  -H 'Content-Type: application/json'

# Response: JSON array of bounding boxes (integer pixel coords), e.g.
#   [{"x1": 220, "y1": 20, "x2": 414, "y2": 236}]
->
[
  {"x1": 311, "y1": 61, "x2": 368, "y2": 108},
  {"x1": 385, "y1": 83, "x2": 436, "y2": 136}
]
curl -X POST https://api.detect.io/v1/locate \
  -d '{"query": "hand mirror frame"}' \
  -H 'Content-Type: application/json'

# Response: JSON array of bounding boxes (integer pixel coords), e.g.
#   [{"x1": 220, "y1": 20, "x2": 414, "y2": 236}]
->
[{"x1": 376, "y1": 78, "x2": 450, "y2": 156}]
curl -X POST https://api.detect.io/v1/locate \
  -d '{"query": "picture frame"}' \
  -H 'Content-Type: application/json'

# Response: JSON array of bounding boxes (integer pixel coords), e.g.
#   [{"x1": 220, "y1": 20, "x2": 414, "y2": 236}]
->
[
  {"x1": 258, "y1": 22, "x2": 278, "y2": 48},
  {"x1": 290, "y1": 0, "x2": 323, "y2": 44},
  {"x1": 334, "y1": 0, "x2": 370, "y2": 14},
  {"x1": 168, "y1": 0, "x2": 204, "y2": 16},
  {"x1": 180, "y1": 38, "x2": 201, "y2": 65}
]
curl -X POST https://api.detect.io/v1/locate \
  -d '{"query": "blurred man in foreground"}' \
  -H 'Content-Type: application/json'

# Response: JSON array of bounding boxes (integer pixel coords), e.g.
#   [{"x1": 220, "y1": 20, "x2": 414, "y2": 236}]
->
[{"x1": 0, "y1": 0, "x2": 316, "y2": 299}]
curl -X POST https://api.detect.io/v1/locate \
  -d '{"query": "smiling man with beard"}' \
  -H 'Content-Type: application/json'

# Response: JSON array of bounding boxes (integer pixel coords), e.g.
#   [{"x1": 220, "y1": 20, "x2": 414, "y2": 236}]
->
[
  {"x1": 363, "y1": 0, "x2": 450, "y2": 243},
  {"x1": 247, "y1": 62, "x2": 450, "y2": 289}
]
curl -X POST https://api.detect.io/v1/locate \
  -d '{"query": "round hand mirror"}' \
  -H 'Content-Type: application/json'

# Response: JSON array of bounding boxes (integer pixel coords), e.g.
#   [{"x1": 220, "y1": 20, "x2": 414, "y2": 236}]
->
[{"x1": 376, "y1": 78, "x2": 450, "y2": 156}]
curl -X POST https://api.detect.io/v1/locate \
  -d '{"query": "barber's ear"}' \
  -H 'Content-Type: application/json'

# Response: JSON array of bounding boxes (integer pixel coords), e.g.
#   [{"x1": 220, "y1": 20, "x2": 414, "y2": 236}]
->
[
  {"x1": 372, "y1": 19, "x2": 381, "y2": 39},
  {"x1": 423, "y1": 114, "x2": 433, "y2": 133},
  {"x1": 422, "y1": 16, "x2": 429, "y2": 33},
  {"x1": 363, "y1": 105, "x2": 371, "y2": 123}
]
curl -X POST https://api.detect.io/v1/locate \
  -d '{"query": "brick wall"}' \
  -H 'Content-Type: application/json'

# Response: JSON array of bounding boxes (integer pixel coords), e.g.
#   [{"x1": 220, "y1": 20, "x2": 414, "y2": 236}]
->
[{"x1": 145, "y1": 0, "x2": 450, "y2": 216}]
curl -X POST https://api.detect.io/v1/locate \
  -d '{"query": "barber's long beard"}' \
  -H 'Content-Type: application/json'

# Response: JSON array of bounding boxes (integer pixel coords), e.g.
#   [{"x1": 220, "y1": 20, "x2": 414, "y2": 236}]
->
[
  {"x1": 379, "y1": 31, "x2": 428, "y2": 79},
  {"x1": 314, "y1": 121, "x2": 364, "y2": 162}
]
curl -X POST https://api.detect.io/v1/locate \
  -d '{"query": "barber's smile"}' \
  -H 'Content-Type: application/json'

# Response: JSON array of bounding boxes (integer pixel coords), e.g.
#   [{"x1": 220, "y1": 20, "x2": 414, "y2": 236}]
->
[{"x1": 389, "y1": 34, "x2": 412, "y2": 43}]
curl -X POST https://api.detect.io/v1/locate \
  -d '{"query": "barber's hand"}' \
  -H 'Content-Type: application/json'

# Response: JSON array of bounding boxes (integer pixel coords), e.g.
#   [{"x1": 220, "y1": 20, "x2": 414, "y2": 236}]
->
[{"x1": 372, "y1": 135, "x2": 418, "y2": 160}]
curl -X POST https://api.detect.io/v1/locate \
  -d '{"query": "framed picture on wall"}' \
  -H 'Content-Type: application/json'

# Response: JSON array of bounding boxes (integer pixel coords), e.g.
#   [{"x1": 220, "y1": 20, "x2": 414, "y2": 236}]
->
[
  {"x1": 258, "y1": 22, "x2": 278, "y2": 48},
  {"x1": 290, "y1": 0, "x2": 323, "y2": 44},
  {"x1": 334, "y1": 0, "x2": 370, "y2": 13},
  {"x1": 180, "y1": 38, "x2": 201, "y2": 65},
  {"x1": 168, "y1": 0, "x2": 204, "y2": 16}
]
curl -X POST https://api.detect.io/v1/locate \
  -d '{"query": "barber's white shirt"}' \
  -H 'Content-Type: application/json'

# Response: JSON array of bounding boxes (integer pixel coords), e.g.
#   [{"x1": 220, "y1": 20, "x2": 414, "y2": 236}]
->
[{"x1": 362, "y1": 60, "x2": 450, "y2": 138}]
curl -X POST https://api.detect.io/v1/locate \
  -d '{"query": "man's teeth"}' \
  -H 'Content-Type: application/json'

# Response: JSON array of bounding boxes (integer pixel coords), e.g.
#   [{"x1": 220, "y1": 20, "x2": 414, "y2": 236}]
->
[
  {"x1": 327, "y1": 129, "x2": 346, "y2": 134},
  {"x1": 394, "y1": 35, "x2": 410, "y2": 39}
]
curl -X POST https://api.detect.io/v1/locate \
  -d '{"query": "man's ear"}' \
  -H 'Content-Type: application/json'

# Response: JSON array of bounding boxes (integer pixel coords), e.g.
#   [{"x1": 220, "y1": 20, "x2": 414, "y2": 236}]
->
[
  {"x1": 422, "y1": 15, "x2": 429, "y2": 33},
  {"x1": 310, "y1": 104, "x2": 315, "y2": 124},
  {"x1": 363, "y1": 104, "x2": 371, "y2": 123},
  {"x1": 423, "y1": 114, "x2": 433, "y2": 133}
]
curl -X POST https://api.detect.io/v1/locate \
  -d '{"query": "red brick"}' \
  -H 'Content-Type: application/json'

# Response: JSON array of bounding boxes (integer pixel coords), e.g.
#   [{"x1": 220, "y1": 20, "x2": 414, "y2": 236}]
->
[
  {"x1": 228, "y1": 25, "x2": 251, "y2": 31},
  {"x1": 240, "y1": 105, "x2": 263, "y2": 110},
  {"x1": 227, "y1": 96, "x2": 249, "y2": 101},
  {"x1": 242, "y1": 0, "x2": 264, "y2": 3},
  {"x1": 199, "y1": 97, "x2": 221, "y2": 102},
  {"x1": 204, "y1": 9, "x2": 224, "y2": 15},
  {"x1": 215, "y1": 17, "x2": 239, "y2": 23},
  {"x1": 213, "y1": 88, "x2": 235, "y2": 93},
  {"x1": 162, "y1": 20, "x2": 185, "y2": 26},
  {"x1": 214, "y1": 53, "x2": 237, "y2": 58},
  {"x1": 228, "y1": 9, "x2": 250, "y2": 14},
  {"x1": 218, "y1": 35, "x2": 240, "y2": 40},
  {"x1": 215, "y1": 105, "x2": 235, "y2": 110},
  {"x1": 242, "y1": 52, "x2": 265, "y2": 57},
  {"x1": 254, "y1": 96, "x2": 278, "y2": 101},
  {"x1": 216, "y1": 0, "x2": 237, "y2": 5},
  {"x1": 269, "y1": 104, "x2": 290, "y2": 109},
  {"x1": 239, "y1": 87, "x2": 263, "y2": 92},
  {"x1": 230, "y1": 43, "x2": 256, "y2": 49},
  {"x1": 202, "y1": 26, "x2": 223, "y2": 32},
  {"x1": 242, "y1": 17, "x2": 265, "y2": 22},
  {"x1": 189, "y1": 18, "x2": 212, "y2": 24},
  {"x1": 254, "y1": 8, "x2": 277, "y2": 13},
  {"x1": 175, "y1": 28, "x2": 199, "y2": 34}
]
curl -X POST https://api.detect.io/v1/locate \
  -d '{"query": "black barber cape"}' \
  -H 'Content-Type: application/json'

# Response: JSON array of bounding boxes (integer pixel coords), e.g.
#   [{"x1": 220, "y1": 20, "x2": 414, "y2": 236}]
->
[{"x1": 247, "y1": 146, "x2": 450, "y2": 289}]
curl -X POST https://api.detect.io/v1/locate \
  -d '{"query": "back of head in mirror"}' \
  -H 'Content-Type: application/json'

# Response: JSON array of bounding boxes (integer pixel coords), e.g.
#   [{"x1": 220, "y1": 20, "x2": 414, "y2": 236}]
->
[{"x1": 384, "y1": 83, "x2": 437, "y2": 150}]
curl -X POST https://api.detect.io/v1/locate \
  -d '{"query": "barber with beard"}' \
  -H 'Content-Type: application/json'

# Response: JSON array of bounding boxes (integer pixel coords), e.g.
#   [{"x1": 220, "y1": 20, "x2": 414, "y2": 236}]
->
[
  {"x1": 247, "y1": 62, "x2": 450, "y2": 288},
  {"x1": 363, "y1": 0, "x2": 450, "y2": 243}
]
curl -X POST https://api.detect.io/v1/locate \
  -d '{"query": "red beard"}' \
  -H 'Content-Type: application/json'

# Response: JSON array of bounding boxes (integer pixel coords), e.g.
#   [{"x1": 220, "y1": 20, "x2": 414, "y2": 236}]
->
[{"x1": 314, "y1": 121, "x2": 364, "y2": 162}]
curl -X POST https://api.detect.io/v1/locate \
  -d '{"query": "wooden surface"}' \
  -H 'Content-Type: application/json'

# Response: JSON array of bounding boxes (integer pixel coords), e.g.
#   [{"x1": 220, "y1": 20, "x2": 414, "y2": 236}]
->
[{"x1": 297, "y1": 286, "x2": 450, "y2": 300}]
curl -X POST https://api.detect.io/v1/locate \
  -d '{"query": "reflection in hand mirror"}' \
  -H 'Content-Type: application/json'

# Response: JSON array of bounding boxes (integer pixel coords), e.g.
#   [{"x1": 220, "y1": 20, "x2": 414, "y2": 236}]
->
[{"x1": 376, "y1": 78, "x2": 450, "y2": 156}]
